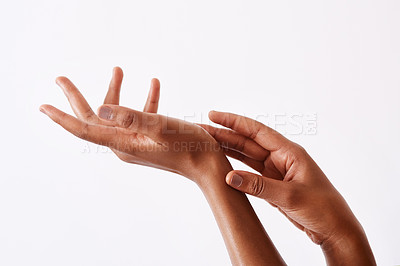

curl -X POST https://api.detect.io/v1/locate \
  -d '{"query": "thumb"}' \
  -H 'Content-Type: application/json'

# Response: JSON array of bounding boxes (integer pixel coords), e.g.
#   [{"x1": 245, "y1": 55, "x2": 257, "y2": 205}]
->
[
  {"x1": 226, "y1": 170, "x2": 285, "y2": 205},
  {"x1": 97, "y1": 104, "x2": 161, "y2": 139}
]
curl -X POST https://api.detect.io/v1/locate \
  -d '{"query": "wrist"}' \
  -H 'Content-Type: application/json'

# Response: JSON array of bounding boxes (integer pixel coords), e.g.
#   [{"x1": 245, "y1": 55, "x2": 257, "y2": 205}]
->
[
  {"x1": 321, "y1": 223, "x2": 375, "y2": 265},
  {"x1": 192, "y1": 153, "x2": 233, "y2": 190},
  {"x1": 191, "y1": 154, "x2": 286, "y2": 265}
]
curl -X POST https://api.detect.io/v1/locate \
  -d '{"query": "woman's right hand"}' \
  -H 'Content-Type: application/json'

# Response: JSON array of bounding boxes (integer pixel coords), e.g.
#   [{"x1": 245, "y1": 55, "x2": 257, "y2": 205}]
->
[{"x1": 201, "y1": 111, "x2": 376, "y2": 265}]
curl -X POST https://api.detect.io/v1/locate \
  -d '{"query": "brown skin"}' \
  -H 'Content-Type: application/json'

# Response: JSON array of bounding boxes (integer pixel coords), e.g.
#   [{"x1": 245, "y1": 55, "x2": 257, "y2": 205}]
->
[
  {"x1": 40, "y1": 67, "x2": 285, "y2": 266},
  {"x1": 200, "y1": 112, "x2": 376, "y2": 265}
]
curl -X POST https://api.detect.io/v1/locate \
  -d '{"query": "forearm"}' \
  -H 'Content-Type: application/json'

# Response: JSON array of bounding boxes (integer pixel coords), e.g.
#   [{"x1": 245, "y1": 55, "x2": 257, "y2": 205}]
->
[{"x1": 196, "y1": 158, "x2": 285, "y2": 265}]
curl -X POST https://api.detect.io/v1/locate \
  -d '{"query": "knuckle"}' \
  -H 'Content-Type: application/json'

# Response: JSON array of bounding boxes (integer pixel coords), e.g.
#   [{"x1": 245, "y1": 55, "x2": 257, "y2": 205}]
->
[
  {"x1": 82, "y1": 109, "x2": 94, "y2": 119},
  {"x1": 221, "y1": 116, "x2": 229, "y2": 127},
  {"x1": 249, "y1": 125, "x2": 261, "y2": 140},
  {"x1": 289, "y1": 142, "x2": 308, "y2": 160},
  {"x1": 249, "y1": 176, "x2": 265, "y2": 197},
  {"x1": 57, "y1": 112, "x2": 67, "y2": 125},
  {"x1": 293, "y1": 142, "x2": 307, "y2": 154},
  {"x1": 234, "y1": 137, "x2": 246, "y2": 151},
  {"x1": 76, "y1": 123, "x2": 89, "y2": 139},
  {"x1": 121, "y1": 112, "x2": 135, "y2": 128},
  {"x1": 222, "y1": 114, "x2": 233, "y2": 128}
]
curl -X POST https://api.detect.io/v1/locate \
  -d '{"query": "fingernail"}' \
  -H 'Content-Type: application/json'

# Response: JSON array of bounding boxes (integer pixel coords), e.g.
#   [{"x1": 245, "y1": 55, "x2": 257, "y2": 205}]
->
[
  {"x1": 230, "y1": 174, "x2": 243, "y2": 187},
  {"x1": 99, "y1": 106, "x2": 112, "y2": 120},
  {"x1": 39, "y1": 106, "x2": 45, "y2": 114}
]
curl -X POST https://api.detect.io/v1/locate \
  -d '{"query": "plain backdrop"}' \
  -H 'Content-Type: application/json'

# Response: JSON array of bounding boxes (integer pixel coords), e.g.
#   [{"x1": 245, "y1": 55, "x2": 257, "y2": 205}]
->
[{"x1": 1, "y1": 0, "x2": 399, "y2": 265}]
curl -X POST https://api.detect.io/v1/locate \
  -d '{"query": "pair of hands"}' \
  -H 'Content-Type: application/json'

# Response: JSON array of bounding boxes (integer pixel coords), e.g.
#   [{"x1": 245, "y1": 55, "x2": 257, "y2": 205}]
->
[{"x1": 40, "y1": 67, "x2": 375, "y2": 265}]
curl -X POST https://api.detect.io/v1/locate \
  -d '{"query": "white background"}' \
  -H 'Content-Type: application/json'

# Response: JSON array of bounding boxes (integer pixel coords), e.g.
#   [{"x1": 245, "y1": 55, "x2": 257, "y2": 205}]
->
[{"x1": 1, "y1": 0, "x2": 399, "y2": 265}]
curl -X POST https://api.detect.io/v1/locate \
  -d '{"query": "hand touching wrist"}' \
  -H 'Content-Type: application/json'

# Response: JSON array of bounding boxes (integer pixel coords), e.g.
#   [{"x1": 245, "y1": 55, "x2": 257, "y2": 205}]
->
[{"x1": 201, "y1": 111, "x2": 376, "y2": 265}]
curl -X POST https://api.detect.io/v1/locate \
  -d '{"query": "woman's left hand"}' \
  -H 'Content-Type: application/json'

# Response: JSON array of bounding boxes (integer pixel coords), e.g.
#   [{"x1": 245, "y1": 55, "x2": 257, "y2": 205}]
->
[
  {"x1": 101, "y1": 67, "x2": 161, "y2": 163},
  {"x1": 40, "y1": 67, "x2": 229, "y2": 183}
]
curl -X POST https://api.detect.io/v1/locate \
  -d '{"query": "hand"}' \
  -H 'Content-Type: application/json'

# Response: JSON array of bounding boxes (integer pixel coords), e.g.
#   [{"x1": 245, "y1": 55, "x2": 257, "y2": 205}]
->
[
  {"x1": 39, "y1": 68, "x2": 228, "y2": 183},
  {"x1": 201, "y1": 111, "x2": 375, "y2": 265}
]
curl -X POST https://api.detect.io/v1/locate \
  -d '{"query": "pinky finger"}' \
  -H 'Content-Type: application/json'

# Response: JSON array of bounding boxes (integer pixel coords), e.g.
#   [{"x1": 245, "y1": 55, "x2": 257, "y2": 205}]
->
[{"x1": 143, "y1": 78, "x2": 160, "y2": 113}]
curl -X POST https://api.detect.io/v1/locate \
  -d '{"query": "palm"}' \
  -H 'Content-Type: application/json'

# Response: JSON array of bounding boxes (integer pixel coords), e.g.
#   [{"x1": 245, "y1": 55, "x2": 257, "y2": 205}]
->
[{"x1": 103, "y1": 67, "x2": 161, "y2": 163}]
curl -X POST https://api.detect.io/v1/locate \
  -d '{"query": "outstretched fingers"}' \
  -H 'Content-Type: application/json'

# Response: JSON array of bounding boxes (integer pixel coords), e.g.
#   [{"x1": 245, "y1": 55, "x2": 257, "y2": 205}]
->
[
  {"x1": 103, "y1": 68, "x2": 160, "y2": 114},
  {"x1": 208, "y1": 111, "x2": 290, "y2": 151},
  {"x1": 39, "y1": 104, "x2": 128, "y2": 149}
]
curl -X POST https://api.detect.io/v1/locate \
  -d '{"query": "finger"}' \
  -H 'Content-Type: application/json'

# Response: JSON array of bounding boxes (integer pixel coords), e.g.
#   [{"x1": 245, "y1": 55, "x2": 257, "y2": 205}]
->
[
  {"x1": 143, "y1": 78, "x2": 160, "y2": 113},
  {"x1": 198, "y1": 124, "x2": 269, "y2": 161},
  {"x1": 104, "y1": 66, "x2": 124, "y2": 105},
  {"x1": 226, "y1": 170, "x2": 286, "y2": 206},
  {"x1": 97, "y1": 104, "x2": 161, "y2": 139},
  {"x1": 222, "y1": 147, "x2": 265, "y2": 173},
  {"x1": 55, "y1": 76, "x2": 96, "y2": 121},
  {"x1": 40, "y1": 104, "x2": 125, "y2": 147},
  {"x1": 208, "y1": 111, "x2": 290, "y2": 151}
]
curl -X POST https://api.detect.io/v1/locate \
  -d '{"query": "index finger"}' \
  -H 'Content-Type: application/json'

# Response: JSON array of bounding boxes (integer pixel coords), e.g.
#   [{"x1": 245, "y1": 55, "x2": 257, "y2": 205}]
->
[
  {"x1": 198, "y1": 123, "x2": 269, "y2": 160},
  {"x1": 56, "y1": 76, "x2": 96, "y2": 121},
  {"x1": 40, "y1": 104, "x2": 129, "y2": 151}
]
